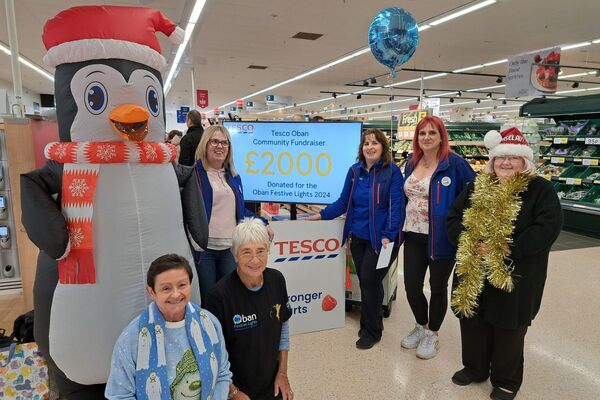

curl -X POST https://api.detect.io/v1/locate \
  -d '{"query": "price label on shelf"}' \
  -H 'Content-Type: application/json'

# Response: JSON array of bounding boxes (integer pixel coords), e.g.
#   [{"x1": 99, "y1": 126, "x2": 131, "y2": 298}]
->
[
  {"x1": 582, "y1": 158, "x2": 599, "y2": 166},
  {"x1": 584, "y1": 137, "x2": 600, "y2": 145},
  {"x1": 553, "y1": 137, "x2": 569, "y2": 144},
  {"x1": 550, "y1": 157, "x2": 565, "y2": 164},
  {"x1": 565, "y1": 178, "x2": 582, "y2": 185}
]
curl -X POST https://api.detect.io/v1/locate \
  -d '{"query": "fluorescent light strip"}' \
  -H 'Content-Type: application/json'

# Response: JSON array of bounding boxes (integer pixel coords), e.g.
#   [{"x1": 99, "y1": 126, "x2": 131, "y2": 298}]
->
[
  {"x1": 418, "y1": 24, "x2": 432, "y2": 32},
  {"x1": 483, "y1": 59, "x2": 508, "y2": 67},
  {"x1": 466, "y1": 84, "x2": 505, "y2": 92},
  {"x1": 561, "y1": 41, "x2": 592, "y2": 51},
  {"x1": 324, "y1": 97, "x2": 417, "y2": 114},
  {"x1": 0, "y1": 42, "x2": 54, "y2": 82},
  {"x1": 555, "y1": 88, "x2": 587, "y2": 94},
  {"x1": 555, "y1": 86, "x2": 600, "y2": 94},
  {"x1": 558, "y1": 71, "x2": 594, "y2": 79},
  {"x1": 453, "y1": 64, "x2": 484, "y2": 73},
  {"x1": 441, "y1": 100, "x2": 477, "y2": 107},
  {"x1": 498, "y1": 103, "x2": 524, "y2": 108},
  {"x1": 429, "y1": 0, "x2": 497, "y2": 26},
  {"x1": 164, "y1": 0, "x2": 207, "y2": 94},
  {"x1": 328, "y1": 106, "x2": 410, "y2": 119}
]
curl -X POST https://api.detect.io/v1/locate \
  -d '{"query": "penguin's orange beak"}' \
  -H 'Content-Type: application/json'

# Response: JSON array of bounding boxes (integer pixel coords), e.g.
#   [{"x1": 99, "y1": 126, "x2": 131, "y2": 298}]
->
[{"x1": 109, "y1": 104, "x2": 150, "y2": 142}]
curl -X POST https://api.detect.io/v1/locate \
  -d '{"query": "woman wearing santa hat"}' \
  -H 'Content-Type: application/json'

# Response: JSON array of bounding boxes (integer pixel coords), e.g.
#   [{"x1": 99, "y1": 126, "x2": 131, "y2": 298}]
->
[
  {"x1": 401, "y1": 116, "x2": 475, "y2": 360},
  {"x1": 446, "y1": 127, "x2": 562, "y2": 400}
]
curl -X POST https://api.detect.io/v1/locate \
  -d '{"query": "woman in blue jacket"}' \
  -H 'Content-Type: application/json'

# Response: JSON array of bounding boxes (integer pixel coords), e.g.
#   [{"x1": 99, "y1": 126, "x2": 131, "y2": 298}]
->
[
  {"x1": 400, "y1": 116, "x2": 475, "y2": 360},
  {"x1": 307, "y1": 128, "x2": 404, "y2": 350},
  {"x1": 194, "y1": 125, "x2": 272, "y2": 302}
]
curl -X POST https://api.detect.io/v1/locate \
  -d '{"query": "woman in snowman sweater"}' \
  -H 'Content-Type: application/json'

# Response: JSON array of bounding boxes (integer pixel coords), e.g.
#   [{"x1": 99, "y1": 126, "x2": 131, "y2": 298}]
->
[{"x1": 106, "y1": 254, "x2": 232, "y2": 400}]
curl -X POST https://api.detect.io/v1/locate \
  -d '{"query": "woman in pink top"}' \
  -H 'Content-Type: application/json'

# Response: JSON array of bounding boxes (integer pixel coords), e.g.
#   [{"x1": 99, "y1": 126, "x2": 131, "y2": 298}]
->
[{"x1": 194, "y1": 126, "x2": 273, "y2": 302}]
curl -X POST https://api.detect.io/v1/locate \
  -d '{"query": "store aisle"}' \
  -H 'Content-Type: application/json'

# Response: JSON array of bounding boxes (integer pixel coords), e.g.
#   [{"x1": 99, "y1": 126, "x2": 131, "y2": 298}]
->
[
  {"x1": 1, "y1": 246, "x2": 598, "y2": 399},
  {"x1": 287, "y1": 246, "x2": 600, "y2": 400}
]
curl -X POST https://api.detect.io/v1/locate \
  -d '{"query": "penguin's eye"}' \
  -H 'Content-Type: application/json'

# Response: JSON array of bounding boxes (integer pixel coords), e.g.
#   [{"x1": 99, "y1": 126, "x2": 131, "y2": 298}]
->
[
  {"x1": 84, "y1": 82, "x2": 108, "y2": 115},
  {"x1": 146, "y1": 86, "x2": 160, "y2": 116}
]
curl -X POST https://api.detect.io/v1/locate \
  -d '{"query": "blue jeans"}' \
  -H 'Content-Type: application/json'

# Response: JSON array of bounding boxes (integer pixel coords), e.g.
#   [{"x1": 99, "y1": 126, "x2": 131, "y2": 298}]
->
[{"x1": 193, "y1": 248, "x2": 237, "y2": 302}]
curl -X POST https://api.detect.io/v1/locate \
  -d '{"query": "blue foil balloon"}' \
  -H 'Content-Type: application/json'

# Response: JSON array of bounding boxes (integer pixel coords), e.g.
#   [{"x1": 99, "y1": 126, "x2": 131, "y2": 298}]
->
[{"x1": 369, "y1": 7, "x2": 419, "y2": 77}]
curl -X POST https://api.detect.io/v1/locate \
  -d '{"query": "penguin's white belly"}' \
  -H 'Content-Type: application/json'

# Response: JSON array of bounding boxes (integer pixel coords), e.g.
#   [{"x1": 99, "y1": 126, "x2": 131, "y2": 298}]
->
[{"x1": 48, "y1": 164, "x2": 200, "y2": 384}]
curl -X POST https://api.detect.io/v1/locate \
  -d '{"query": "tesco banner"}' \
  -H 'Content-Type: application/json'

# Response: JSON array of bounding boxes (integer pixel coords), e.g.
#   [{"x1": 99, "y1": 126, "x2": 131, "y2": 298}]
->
[{"x1": 269, "y1": 220, "x2": 345, "y2": 334}]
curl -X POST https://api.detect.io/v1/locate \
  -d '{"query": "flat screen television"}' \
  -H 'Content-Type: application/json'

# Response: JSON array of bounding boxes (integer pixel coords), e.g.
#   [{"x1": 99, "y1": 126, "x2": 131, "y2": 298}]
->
[{"x1": 224, "y1": 121, "x2": 362, "y2": 204}]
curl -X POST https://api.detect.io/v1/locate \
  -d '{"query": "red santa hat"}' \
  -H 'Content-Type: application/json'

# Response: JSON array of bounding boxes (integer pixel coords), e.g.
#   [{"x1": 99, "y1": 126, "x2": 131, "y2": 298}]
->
[
  {"x1": 42, "y1": 6, "x2": 184, "y2": 72},
  {"x1": 484, "y1": 127, "x2": 533, "y2": 162}
]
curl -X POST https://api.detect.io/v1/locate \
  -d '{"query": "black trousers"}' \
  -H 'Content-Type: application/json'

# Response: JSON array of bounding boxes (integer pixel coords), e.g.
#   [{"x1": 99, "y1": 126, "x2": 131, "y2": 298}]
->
[
  {"x1": 460, "y1": 317, "x2": 528, "y2": 393},
  {"x1": 351, "y1": 237, "x2": 397, "y2": 341},
  {"x1": 403, "y1": 232, "x2": 455, "y2": 331}
]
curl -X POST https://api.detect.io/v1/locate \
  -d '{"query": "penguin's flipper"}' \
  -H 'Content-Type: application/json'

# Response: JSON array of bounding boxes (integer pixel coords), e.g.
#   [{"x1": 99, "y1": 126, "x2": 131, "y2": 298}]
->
[
  {"x1": 21, "y1": 161, "x2": 69, "y2": 259},
  {"x1": 173, "y1": 163, "x2": 208, "y2": 250}
]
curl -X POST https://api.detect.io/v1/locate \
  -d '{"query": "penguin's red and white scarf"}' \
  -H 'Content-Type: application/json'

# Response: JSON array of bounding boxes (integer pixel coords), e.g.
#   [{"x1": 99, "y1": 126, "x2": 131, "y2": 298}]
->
[{"x1": 45, "y1": 141, "x2": 177, "y2": 284}]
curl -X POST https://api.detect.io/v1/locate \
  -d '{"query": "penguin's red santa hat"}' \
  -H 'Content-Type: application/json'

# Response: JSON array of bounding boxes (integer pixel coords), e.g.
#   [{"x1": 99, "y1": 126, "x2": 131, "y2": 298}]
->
[{"x1": 42, "y1": 5, "x2": 184, "y2": 72}]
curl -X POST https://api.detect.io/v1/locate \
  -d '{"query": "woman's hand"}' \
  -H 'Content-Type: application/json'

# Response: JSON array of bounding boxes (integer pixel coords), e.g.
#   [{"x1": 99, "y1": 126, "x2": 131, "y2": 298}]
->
[
  {"x1": 274, "y1": 372, "x2": 293, "y2": 400},
  {"x1": 232, "y1": 390, "x2": 250, "y2": 400},
  {"x1": 266, "y1": 225, "x2": 275, "y2": 241},
  {"x1": 381, "y1": 238, "x2": 390, "y2": 249},
  {"x1": 305, "y1": 213, "x2": 321, "y2": 221},
  {"x1": 477, "y1": 242, "x2": 488, "y2": 256}
]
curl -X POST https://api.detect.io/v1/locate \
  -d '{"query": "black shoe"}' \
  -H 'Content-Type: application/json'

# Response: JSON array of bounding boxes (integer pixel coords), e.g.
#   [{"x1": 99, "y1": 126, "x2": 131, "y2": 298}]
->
[
  {"x1": 355, "y1": 337, "x2": 380, "y2": 349},
  {"x1": 490, "y1": 387, "x2": 517, "y2": 400},
  {"x1": 451, "y1": 368, "x2": 488, "y2": 386}
]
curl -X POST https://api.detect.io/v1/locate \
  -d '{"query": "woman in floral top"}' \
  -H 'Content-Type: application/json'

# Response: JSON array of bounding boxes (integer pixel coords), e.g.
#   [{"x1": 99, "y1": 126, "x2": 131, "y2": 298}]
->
[{"x1": 401, "y1": 116, "x2": 475, "y2": 360}]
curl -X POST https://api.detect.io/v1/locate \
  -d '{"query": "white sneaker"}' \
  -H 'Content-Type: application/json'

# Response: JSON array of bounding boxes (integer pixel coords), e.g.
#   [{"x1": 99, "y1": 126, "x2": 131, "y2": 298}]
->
[
  {"x1": 401, "y1": 324, "x2": 425, "y2": 349},
  {"x1": 416, "y1": 329, "x2": 440, "y2": 359}
]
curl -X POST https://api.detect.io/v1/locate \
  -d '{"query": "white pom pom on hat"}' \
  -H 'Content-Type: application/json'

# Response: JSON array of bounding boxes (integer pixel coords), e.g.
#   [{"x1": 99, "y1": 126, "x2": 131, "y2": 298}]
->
[
  {"x1": 484, "y1": 130, "x2": 503, "y2": 150},
  {"x1": 484, "y1": 127, "x2": 533, "y2": 162}
]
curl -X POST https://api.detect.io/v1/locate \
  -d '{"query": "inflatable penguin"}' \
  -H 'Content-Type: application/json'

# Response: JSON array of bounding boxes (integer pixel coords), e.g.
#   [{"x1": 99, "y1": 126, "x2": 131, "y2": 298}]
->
[{"x1": 20, "y1": 6, "x2": 208, "y2": 398}]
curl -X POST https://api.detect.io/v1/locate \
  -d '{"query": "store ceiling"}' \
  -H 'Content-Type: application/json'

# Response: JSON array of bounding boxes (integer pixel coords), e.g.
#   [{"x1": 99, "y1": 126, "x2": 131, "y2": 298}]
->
[{"x1": 0, "y1": 0, "x2": 599, "y2": 121}]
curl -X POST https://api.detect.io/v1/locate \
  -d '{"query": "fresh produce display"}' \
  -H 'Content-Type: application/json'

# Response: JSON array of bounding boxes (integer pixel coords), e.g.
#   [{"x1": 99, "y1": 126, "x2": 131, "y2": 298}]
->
[
  {"x1": 546, "y1": 145, "x2": 579, "y2": 156},
  {"x1": 577, "y1": 146, "x2": 598, "y2": 158},
  {"x1": 586, "y1": 171, "x2": 600, "y2": 181},
  {"x1": 563, "y1": 189, "x2": 589, "y2": 201},
  {"x1": 537, "y1": 164, "x2": 566, "y2": 177}
]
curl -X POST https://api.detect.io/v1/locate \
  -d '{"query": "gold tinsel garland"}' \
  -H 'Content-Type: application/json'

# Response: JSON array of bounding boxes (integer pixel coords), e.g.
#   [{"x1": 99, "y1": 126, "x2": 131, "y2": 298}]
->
[{"x1": 450, "y1": 172, "x2": 532, "y2": 318}]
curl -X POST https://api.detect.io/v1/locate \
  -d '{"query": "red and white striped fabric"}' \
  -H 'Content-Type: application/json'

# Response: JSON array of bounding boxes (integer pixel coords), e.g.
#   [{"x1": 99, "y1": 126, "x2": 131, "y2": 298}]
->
[{"x1": 45, "y1": 141, "x2": 178, "y2": 284}]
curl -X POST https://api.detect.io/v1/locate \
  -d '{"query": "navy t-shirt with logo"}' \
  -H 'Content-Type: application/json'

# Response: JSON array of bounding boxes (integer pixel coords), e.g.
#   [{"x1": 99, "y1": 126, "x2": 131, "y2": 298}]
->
[{"x1": 204, "y1": 268, "x2": 292, "y2": 400}]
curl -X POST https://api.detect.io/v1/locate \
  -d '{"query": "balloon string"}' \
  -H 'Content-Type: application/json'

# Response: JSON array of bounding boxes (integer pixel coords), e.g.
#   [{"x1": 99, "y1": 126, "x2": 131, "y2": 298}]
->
[{"x1": 389, "y1": 73, "x2": 394, "y2": 149}]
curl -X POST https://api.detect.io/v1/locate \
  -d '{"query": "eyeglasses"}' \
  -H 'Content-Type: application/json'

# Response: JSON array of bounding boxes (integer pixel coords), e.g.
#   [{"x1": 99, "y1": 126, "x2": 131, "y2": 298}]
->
[
  {"x1": 494, "y1": 156, "x2": 523, "y2": 163},
  {"x1": 208, "y1": 139, "x2": 230, "y2": 147}
]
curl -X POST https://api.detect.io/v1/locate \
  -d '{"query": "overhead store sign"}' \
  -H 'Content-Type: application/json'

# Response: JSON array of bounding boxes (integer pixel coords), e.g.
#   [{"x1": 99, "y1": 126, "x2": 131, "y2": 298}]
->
[
  {"x1": 505, "y1": 47, "x2": 561, "y2": 98},
  {"x1": 266, "y1": 95, "x2": 293, "y2": 107},
  {"x1": 246, "y1": 100, "x2": 267, "y2": 111},
  {"x1": 421, "y1": 97, "x2": 440, "y2": 116},
  {"x1": 176, "y1": 106, "x2": 190, "y2": 123},
  {"x1": 196, "y1": 89, "x2": 209, "y2": 108},
  {"x1": 397, "y1": 109, "x2": 430, "y2": 139}
]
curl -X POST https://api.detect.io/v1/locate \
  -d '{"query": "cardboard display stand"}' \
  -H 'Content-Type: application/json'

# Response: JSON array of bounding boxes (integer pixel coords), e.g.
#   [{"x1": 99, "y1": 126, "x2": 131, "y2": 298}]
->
[{"x1": 268, "y1": 220, "x2": 345, "y2": 334}]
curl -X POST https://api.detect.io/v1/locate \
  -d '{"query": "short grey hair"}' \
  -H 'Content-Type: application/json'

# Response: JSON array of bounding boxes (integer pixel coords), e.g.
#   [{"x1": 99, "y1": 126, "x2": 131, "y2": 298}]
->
[
  {"x1": 231, "y1": 218, "x2": 270, "y2": 254},
  {"x1": 484, "y1": 156, "x2": 537, "y2": 176}
]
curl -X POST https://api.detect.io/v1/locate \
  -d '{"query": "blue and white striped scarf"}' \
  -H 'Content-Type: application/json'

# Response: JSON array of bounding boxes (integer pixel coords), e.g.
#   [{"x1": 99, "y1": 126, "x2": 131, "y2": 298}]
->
[{"x1": 135, "y1": 302, "x2": 221, "y2": 400}]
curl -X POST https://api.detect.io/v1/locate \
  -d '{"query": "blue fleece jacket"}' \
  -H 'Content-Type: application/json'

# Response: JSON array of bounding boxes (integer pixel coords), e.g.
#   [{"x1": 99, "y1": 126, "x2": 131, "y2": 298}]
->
[
  {"x1": 320, "y1": 161, "x2": 405, "y2": 253},
  {"x1": 195, "y1": 160, "x2": 267, "y2": 225},
  {"x1": 403, "y1": 152, "x2": 475, "y2": 260}
]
